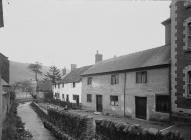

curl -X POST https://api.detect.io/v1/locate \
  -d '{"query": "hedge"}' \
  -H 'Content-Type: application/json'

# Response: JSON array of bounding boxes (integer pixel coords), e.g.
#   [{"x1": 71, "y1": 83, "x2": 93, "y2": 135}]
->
[
  {"x1": 45, "y1": 99, "x2": 81, "y2": 110},
  {"x1": 95, "y1": 119, "x2": 184, "y2": 140},
  {"x1": 47, "y1": 108, "x2": 95, "y2": 140}
]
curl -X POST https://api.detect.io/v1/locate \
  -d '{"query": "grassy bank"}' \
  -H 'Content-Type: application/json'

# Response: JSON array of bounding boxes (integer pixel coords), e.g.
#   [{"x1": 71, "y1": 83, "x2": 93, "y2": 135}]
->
[{"x1": 1, "y1": 102, "x2": 33, "y2": 140}]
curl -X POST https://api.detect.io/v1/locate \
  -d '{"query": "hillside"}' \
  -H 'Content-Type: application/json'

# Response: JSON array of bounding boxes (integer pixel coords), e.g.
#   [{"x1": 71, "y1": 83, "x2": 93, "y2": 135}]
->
[{"x1": 10, "y1": 61, "x2": 49, "y2": 84}]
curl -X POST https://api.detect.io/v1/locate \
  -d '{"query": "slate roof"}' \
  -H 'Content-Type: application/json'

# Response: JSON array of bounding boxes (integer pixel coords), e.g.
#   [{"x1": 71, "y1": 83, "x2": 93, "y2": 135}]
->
[
  {"x1": 82, "y1": 45, "x2": 170, "y2": 76},
  {"x1": 62, "y1": 65, "x2": 92, "y2": 83}
]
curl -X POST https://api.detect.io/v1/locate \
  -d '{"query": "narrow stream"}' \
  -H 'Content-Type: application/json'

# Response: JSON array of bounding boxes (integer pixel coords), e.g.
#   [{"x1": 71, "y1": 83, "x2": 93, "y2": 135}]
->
[{"x1": 17, "y1": 102, "x2": 58, "y2": 140}]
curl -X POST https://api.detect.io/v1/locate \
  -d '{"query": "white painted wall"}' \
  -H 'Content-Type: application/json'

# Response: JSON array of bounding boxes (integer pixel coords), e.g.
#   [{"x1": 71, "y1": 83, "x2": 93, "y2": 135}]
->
[{"x1": 53, "y1": 82, "x2": 82, "y2": 103}]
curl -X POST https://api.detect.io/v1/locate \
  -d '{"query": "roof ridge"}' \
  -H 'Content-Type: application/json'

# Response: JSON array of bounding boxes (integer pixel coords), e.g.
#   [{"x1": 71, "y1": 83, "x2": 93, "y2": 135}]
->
[
  {"x1": 82, "y1": 45, "x2": 170, "y2": 76},
  {"x1": 97, "y1": 45, "x2": 168, "y2": 64}
]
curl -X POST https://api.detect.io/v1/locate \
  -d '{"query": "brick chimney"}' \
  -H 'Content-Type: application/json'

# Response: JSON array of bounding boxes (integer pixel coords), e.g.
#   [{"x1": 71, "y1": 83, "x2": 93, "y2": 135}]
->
[
  {"x1": 95, "y1": 50, "x2": 103, "y2": 64},
  {"x1": 162, "y1": 18, "x2": 171, "y2": 45},
  {"x1": 71, "y1": 64, "x2": 77, "y2": 71}
]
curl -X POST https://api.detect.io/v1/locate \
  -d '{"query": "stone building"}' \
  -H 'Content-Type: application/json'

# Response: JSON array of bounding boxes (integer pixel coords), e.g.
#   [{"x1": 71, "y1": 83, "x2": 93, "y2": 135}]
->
[{"x1": 81, "y1": 0, "x2": 191, "y2": 121}]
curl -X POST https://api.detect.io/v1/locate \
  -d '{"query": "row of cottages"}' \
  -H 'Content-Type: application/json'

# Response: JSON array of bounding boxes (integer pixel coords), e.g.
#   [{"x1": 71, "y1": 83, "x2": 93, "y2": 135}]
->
[
  {"x1": 0, "y1": 53, "x2": 11, "y2": 139},
  {"x1": 53, "y1": 51, "x2": 102, "y2": 103},
  {"x1": 53, "y1": 65, "x2": 92, "y2": 103},
  {"x1": 81, "y1": 0, "x2": 191, "y2": 121}
]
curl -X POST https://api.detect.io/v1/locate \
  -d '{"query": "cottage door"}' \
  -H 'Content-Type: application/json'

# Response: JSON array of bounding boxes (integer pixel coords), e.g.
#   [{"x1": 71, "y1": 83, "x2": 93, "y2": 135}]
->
[
  {"x1": 135, "y1": 96, "x2": 147, "y2": 120},
  {"x1": 96, "y1": 95, "x2": 103, "y2": 112}
]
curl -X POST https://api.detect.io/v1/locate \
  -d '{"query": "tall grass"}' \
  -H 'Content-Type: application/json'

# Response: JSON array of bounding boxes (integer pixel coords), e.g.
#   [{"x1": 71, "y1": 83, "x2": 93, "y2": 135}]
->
[{"x1": 1, "y1": 102, "x2": 33, "y2": 140}]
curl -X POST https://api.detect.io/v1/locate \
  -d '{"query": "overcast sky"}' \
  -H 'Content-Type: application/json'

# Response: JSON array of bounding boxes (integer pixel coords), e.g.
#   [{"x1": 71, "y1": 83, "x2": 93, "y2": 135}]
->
[{"x1": 0, "y1": 0, "x2": 171, "y2": 69}]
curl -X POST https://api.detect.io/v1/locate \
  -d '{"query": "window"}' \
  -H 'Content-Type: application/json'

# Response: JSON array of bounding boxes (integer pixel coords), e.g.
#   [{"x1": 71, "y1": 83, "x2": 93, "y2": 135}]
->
[
  {"x1": 62, "y1": 94, "x2": 65, "y2": 101},
  {"x1": 111, "y1": 74, "x2": 119, "y2": 85},
  {"x1": 187, "y1": 71, "x2": 191, "y2": 97},
  {"x1": 187, "y1": 22, "x2": 191, "y2": 48},
  {"x1": 73, "y1": 82, "x2": 76, "y2": 88},
  {"x1": 87, "y1": 77, "x2": 92, "y2": 85},
  {"x1": 54, "y1": 84, "x2": 56, "y2": 88},
  {"x1": 73, "y1": 95, "x2": 79, "y2": 104},
  {"x1": 73, "y1": 95, "x2": 79, "y2": 100},
  {"x1": 110, "y1": 96, "x2": 119, "y2": 106},
  {"x1": 136, "y1": 71, "x2": 147, "y2": 83},
  {"x1": 87, "y1": 94, "x2": 92, "y2": 102},
  {"x1": 58, "y1": 83, "x2": 60, "y2": 89},
  {"x1": 156, "y1": 95, "x2": 170, "y2": 113},
  {"x1": 62, "y1": 83, "x2": 64, "y2": 88}
]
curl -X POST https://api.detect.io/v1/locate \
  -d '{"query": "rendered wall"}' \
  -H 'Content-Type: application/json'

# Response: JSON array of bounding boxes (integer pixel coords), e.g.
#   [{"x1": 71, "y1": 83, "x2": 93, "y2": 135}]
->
[{"x1": 81, "y1": 67, "x2": 170, "y2": 120}]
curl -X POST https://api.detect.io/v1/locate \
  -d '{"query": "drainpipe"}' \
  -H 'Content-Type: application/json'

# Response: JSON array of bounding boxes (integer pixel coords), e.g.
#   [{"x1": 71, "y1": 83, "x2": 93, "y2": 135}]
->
[{"x1": 124, "y1": 72, "x2": 127, "y2": 117}]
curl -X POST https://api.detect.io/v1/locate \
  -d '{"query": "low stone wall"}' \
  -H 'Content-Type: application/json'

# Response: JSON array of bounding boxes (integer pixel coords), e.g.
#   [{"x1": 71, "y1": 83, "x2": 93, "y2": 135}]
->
[
  {"x1": 95, "y1": 119, "x2": 184, "y2": 140},
  {"x1": 43, "y1": 120, "x2": 75, "y2": 140}
]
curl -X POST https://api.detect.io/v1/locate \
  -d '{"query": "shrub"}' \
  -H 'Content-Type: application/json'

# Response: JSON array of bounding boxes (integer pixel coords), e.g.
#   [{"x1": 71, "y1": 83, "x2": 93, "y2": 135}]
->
[
  {"x1": 95, "y1": 120, "x2": 184, "y2": 140},
  {"x1": 47, "y1": 108, "x2": 95, "y2": 140}
]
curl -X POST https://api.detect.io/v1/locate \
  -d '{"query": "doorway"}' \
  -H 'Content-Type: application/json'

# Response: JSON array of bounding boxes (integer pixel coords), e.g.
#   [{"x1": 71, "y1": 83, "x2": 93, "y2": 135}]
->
[
  {"x1": 96, "y1": 95, "x2": 103, "y2": 112},
  {"x1": 135, "y1": 96, "x2": 147, "y2": 120}
]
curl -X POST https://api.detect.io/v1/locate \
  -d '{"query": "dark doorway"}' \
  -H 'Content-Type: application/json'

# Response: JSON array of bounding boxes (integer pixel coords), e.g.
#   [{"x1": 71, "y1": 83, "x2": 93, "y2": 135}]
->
[
  {"x1": 135, "y1": 96, "x2": 147, "y2": 120},
  {"x1": 66, "y1": 94, "x2": 69, "y2": 102},
  {"x1": 73, "y1": 95, "x2": 79, "y2": 105},
  {"x1": 96, "y1": 95, "x2": 103, "y2": 112}
]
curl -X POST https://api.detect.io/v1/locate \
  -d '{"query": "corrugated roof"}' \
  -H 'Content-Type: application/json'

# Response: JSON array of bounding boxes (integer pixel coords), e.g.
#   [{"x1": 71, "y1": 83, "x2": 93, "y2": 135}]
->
[
  {"x1": 82, "y1": 45, "x2": 170, "y2": 76},
  {"x1": 62, "y1": 65, "x2": 92, "y2": 83}
]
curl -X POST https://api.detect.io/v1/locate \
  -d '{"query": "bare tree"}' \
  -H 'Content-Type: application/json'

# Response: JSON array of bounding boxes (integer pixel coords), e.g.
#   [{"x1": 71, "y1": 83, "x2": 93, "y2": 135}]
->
[{"x1": 28, "y1": 62, "x2": 42, "y2": 82}]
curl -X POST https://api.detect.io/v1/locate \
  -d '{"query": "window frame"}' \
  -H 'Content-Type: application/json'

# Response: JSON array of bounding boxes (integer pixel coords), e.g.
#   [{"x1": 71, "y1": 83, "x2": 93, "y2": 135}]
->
[
  {"x1": 136, "y1": 71, "x2": 147, "y2": 84},
  {"x1": 111, "y1": 74, "x2": 119, "y2": 85},
  {"x1": 155, "y1": 95, "x2": 170, "y2": 113},
  {"x1": 110, "y1": 95, "x2": 119, "y2": 106}
]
